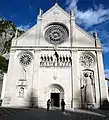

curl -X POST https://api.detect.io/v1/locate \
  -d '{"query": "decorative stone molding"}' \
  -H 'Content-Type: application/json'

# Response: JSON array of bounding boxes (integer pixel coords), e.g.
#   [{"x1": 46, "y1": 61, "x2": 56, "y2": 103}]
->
[{"x1": 11, "y1": 46, "x2": 102, "y2": 52}]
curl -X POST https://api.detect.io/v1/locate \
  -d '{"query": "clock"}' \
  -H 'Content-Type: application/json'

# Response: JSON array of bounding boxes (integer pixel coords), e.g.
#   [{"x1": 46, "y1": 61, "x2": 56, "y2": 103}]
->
[
  {"x1": 44, "y1": 24, "x2": 68, "y2": 44},
  {"x1": 79, "y1": 52, "x2": 95, "y2": 68}
]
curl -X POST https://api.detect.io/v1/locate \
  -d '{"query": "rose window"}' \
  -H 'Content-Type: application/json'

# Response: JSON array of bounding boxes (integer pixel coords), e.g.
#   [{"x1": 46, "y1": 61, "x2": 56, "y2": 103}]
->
[
  {"x1": 19, "y1": 53, "x2": 33, "y2": 66},
  {"x1": 44, "y1": 24, "x2": 69, "y2": 44},
  {"x1": 79, "y1": 53, "x2": 95, "y2": 68}
]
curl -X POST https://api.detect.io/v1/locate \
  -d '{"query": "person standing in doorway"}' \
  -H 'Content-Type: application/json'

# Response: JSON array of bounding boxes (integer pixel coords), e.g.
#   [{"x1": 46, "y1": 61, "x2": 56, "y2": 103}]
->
[
  {"x1": 47, "y1": 99, "x2": 51, "y2": 111},
  {"x1": 61, "y1": 99, "x2": 65, "y2": 113}
]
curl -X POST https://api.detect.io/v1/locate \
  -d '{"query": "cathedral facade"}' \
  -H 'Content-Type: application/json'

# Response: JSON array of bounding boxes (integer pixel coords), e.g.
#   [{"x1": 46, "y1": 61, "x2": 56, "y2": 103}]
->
[{"x1": 1, "y1": 4, "x2": 108, "y2": 109}]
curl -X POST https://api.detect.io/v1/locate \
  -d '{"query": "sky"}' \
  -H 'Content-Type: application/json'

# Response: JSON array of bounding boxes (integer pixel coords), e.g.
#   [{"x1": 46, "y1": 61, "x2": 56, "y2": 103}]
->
[{"x1": 0, "y1": 0, "x2": 109, "y2": 79}]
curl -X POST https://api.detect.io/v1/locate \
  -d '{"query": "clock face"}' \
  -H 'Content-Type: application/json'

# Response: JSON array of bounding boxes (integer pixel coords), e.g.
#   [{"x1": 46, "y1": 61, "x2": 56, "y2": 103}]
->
[
  {"x1": 79, "y1": 53, "x2": 95, "y2": 68},
  {"x1": 44, "y1": 24, "x2": 68, "y2": 44}
]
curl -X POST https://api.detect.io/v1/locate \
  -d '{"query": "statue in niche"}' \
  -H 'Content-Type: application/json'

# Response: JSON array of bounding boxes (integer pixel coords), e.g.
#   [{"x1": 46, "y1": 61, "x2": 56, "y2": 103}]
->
[
  {"x1": 47, "y1": 54, "x2": 50, "y2": 66},
  {"x1": 59, "y1": 55, "x2": 62, "y2": 66},
  {"x1": 44, "y1": 55, "x2": 47, "y2": 66},
  {"x1": 89, "y1": 72, "x2": 96, "y2": 103},
  {"x1": 68, "y1": 55, "x2": 72, "y2": 66},
  {"x1": 65, "y1": 55, "x2": 68, "y2": 66},
  {"x1": 53, "y1": 51, "x2": 59, "y2": 66},
  {"x1": 40, "y1": 54, "x2": 44, "y2": 66},
  {"x1": 50, "y1": 55, "x2": 53, "y2": 66},
  {"x1": 62, "y1": 55, "x2": 65, "y2": 66},
  {"x1": 19, "y1": 87, "x2": 24, "y2": 97},
  {"x1": 20, "y1": 68, "x2": 26, "y2": 79},
  {"x1": 80, "y1": 71, "x2": 95, "y2": 108}
]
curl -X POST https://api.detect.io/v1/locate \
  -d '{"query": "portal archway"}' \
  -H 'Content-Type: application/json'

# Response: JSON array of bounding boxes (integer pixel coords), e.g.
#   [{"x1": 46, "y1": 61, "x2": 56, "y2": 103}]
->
[{"x1": 48, "y1": 84, "x2": 64, "y2": 107}]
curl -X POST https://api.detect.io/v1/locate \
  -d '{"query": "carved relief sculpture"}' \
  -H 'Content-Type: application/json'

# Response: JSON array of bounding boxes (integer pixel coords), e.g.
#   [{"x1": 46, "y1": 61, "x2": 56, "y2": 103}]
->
[
  {"x1": 80, "y1": 70, "x2": 95, "y2": 108},
  {"x1": 40, "y1": 52, "x2": 72, "y2": 67},
  {"x1": 19, "y1": 87, "x2": 24, "y2": 98}
]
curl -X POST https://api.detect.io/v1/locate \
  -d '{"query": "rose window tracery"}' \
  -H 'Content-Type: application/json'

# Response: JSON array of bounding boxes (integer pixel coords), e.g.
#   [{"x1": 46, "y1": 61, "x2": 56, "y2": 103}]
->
[
  {"x1": 79, "y1": 53, "x2": 95, "y2": 68},
  {"x1": 44, "y1": 24, "x2": 69, "y2": 44},
  {"x1": 19, "y1": 52, "x2": 33, "y2": 67}
]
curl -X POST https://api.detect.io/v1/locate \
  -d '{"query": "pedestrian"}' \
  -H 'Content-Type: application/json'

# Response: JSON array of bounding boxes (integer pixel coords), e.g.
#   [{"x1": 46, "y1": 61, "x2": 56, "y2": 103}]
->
[
  {"x1": 61, "y1": 99, "x2": 65, "y2": 113},
  {"x1": 47, "y1": 99, "x2": 51, "y2": 111}
]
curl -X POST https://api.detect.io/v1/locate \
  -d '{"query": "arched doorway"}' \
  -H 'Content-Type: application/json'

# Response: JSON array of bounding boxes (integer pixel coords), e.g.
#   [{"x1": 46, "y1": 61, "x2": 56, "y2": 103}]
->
[{"x1": 49, "y1": 84, "x2": 64, "y2": 107}]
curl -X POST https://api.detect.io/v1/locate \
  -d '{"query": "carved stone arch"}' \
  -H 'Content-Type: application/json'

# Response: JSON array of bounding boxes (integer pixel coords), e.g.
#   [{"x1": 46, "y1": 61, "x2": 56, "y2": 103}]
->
[{"x1": 49, "y1": 84, "x2": 64, "y2": 93}]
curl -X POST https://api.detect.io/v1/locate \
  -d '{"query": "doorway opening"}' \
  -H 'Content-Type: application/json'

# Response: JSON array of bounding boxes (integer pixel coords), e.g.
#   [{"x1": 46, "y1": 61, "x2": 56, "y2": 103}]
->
[{"x1": 51, "y1": 93, "x2": 60, "y2": 107}]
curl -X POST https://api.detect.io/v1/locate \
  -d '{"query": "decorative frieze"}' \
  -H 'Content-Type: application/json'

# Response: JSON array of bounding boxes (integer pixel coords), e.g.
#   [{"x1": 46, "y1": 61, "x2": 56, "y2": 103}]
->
[{"x1": 40, "y1": 51, "x2": 72, "y2": 67}]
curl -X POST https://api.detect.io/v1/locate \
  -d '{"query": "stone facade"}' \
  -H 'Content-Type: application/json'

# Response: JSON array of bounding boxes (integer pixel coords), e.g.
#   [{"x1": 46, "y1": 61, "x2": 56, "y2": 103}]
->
[{"x1": 1, "y1": 3, "x2": 108, "y2": 109}]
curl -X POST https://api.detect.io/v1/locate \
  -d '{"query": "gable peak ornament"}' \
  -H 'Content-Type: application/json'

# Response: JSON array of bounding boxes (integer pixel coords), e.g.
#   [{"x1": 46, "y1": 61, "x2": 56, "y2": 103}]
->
[
  {"x1": 70, "y1": 9, "x2": 75, "y2": 17},
  {"x1": 55, "y1": 3, "x2": 58, "y2": 6},
  {"x1": 93, "y1": 32, "x2": 98, "y2": 39},
  {"x1": 39, "y1": 8, "x2": 43, "y2": 16}
]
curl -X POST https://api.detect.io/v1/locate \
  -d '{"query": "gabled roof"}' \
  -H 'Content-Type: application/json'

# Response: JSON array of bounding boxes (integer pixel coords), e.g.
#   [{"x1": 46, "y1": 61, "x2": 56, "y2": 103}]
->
[
  {"x1": 76, "y1": 25, "x2": 95, "y2": 41},
  {"x1": 42, "y1": 3, "x2": 70, "y2": 18}
]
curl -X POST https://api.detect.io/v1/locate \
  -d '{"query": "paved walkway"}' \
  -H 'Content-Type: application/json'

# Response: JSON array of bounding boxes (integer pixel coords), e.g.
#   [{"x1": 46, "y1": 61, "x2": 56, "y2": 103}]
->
[{"x1": 0, "y1": 107, "x2": 109, "y2": 120}]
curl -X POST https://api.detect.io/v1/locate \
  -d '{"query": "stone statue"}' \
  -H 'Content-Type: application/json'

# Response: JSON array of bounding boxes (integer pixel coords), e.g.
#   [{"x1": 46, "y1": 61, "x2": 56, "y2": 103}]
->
[
  {"x1": 44, "y1": 54, "x2": 47, "y2": 66},
  {"x1": 68, "y1": 55, "x2": 72, "y2": 66},
  {"x1": 81, "y1": 71, "x2": 95, "y2": 108},
  {"x1": 65, "y1": 55, "x2": 68, "y2": 66},
  {"x1": 40, "y1": 54, "x2": 44, "y2": 66},
  {"x1": 20, "y1": 68, "x2": 26, "y2": 79},
  {"x1": 50, "y1": 55, "x2": 53, "y2": 66},
  {"x1": 53, "y1": 51, "x2": 59, "y2": 66},
  {"x1": 19, "y1": 87, "x2": 24, "y2": 97},
  {"x1": 93, "y1": 32, "x2": 98, "y2": 39}
]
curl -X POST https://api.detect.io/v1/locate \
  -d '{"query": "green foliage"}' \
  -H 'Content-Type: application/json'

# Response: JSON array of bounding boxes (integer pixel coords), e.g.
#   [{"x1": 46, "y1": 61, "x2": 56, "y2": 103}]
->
[
  {"x1": 0, "y1": 55, "x2": 8, "y2": 73},
  {"x1": 0, "y1": 18, "x2": 25, "y2": 73}
]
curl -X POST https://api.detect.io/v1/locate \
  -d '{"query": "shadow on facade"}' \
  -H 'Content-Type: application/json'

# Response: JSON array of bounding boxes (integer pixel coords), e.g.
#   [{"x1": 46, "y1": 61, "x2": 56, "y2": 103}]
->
[
  {"x1": 101, "y1": 99, "x2": 109, "y2": 109},
  {"x1": 27, "y1": 91, "x2": 38, "y2": 108}
]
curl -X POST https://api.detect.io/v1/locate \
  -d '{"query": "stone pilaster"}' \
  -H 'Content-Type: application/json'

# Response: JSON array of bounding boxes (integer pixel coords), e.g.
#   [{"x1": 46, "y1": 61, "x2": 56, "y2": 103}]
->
[{"x1": 96, "y1": 50, "x2": 108, "y2": 107}]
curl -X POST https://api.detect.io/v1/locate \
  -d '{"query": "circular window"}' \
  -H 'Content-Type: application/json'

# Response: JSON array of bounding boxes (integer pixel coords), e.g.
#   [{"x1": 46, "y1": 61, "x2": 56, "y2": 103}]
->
[
  {"x1": 79, "y1": 52, "x2": 95, "y2": 68},
  {"x1": 19, "y1": 52, "x2": 33, "y2": 67},
  {"x1": 44, "y1": 24, "x2": 69, "y2": 44}
]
